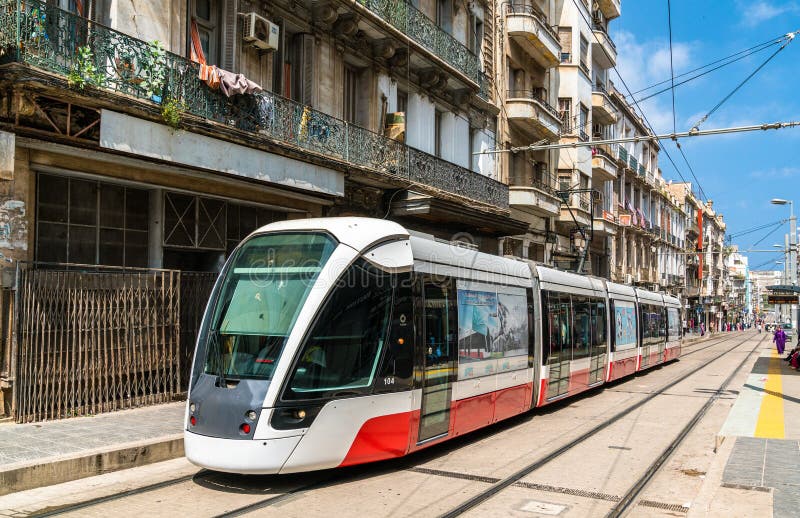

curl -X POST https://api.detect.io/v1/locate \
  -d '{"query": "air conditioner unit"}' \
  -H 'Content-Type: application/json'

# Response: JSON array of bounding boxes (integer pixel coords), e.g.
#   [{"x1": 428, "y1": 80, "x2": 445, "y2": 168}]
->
[{"x1": 241, "y1": 12, "x2": 279, "y2": 50}]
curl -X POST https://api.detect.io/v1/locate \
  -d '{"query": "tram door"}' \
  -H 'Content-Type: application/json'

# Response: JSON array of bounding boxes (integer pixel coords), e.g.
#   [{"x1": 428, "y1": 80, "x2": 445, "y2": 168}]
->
[
  {"x1": 417, "y1": 278, "x2": 457, "y2": 443},
  {"x1": 545, "y1": 292, "x2": 571, "y2": 399},
  {"x1": 588, "y1": 299, "x2": 607, "y2": 385}
]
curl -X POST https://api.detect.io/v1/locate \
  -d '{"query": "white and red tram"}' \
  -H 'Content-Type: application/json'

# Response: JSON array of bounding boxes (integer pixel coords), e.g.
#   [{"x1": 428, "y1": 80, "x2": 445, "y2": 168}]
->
[{"x1": 185, "y1": 218, "x2": 683, "y2": 474}]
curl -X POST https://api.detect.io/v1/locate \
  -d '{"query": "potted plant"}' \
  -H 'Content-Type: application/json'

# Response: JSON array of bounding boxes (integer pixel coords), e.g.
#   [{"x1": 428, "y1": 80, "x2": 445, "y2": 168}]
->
[
  {"x1": 138, "y1": 40, "x2": 167, "y2": 103},
  {"x1": 67, "y1": 45, "x2": 106, "y2": 90}
]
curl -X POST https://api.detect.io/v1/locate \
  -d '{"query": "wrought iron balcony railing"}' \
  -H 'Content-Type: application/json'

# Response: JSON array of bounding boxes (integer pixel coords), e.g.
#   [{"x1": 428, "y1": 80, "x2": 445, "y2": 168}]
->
[
  {"x1": 0, "y1": 0, "x2": 507, "y2": 209},
  {"x1": 506, "y1": 88, "x2": 561, "y2": 120},
  {"x1": 356, "y1": 0, "x2": 480, "y2": 84},
  {"x1": 510, "y1": 169, "x2": 557, "y2": 195}
]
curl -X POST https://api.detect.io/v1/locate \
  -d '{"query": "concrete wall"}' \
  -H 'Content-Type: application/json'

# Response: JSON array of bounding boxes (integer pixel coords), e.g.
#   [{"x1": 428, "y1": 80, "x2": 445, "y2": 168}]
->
[
  {"x1": 101, "y1": 0, "x2": 186, "y2": 54},
  {"x1": 0, "y1": 136, "x2": 33, "y2": 270}
]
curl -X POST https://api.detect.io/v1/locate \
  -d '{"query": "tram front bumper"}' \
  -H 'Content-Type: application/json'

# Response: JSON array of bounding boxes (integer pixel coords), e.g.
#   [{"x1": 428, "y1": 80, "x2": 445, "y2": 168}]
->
[{"x1": 184, "y1": 430, "x2": 302, "y2": 474}]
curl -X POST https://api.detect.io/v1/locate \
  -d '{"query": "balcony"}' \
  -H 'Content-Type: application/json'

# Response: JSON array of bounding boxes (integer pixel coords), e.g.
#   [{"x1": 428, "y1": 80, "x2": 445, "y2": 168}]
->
[
  {"x1": 509, "y1": 170, "x2": 561, "y2": 217},
  {"x1": 556, "y1": 191, "x2": 593, "y2": 227},
  {"x1": 592, "y1": 143, "x2": 618, "y2": 182},
  {"x1": 595, "y1": 0, "x2": 621, "y2": 20},
  {"x1": 591, "y1": 84, "x2": 617, "y2": 124},
  {"x1": 629, "y1": 155, "x2": 639, "y2": 173},
  {"x1": 505, "y1": 4, "x2": 561, "y2": 68},
  {"x1": 591, "y1": 24, "x2": 617, "y2": 69},
  {"x1": 0, "y1": 0, "x2": 507, "y2": 209},
  {"x1": 592, "y1": 205, "x2": 618, "y2": 236},
  {"x1": 506, "y1": 89, "x2": 562, "y2": 139},
  {"x1": 355, "y1": 0, "x2": 480, "y2": 85},
  {"x1": 618, "y1": 146, "x2": 629, "y2": 167}
]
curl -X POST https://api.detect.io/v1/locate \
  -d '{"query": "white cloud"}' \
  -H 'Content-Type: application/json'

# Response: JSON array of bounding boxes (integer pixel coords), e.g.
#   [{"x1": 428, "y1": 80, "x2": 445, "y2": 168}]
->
[
  {"x1": 749, "y1": 166, "x2": 800, "y2": 178},
  {"x1": 738, "y1": 1, "x2": 800, "y2": 27},
  {"x1": 613, "y1": 31, "x2": 696, "y2": 134}
]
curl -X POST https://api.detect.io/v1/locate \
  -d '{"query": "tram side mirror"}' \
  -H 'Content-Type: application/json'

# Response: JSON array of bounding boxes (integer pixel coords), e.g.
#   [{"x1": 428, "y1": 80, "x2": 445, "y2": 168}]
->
[{"x1": 394, "y1": 358, "x2": 413, "y2": 378}]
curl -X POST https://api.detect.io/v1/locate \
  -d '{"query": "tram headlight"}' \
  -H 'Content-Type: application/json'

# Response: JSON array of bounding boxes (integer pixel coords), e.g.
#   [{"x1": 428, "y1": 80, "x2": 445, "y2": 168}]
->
[
  {"x1": 189, "y1": 402, "x2": 196, "y2": 413},
  {"x1": 246, "y1": 410, "x2": 257, "y2": 421},
  {"x1": 293, "y1": 409, "x2": 307, "y2": 420}
]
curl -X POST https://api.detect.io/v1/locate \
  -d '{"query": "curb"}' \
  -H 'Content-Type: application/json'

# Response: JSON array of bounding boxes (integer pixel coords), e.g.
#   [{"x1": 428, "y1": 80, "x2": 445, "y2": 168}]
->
[{"x1": 0, "y1": 434, "x2": 184, "y2": 497}]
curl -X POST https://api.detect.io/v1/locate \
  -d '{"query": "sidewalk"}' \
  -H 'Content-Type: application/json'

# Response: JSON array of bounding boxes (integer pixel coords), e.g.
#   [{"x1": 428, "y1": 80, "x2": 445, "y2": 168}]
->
[
  {"x1": 0, "y1": 402, "x2": 185, "y2": 496},
  {"x1": 692, "y1": 338, "x2": 800, "y2": 517}
]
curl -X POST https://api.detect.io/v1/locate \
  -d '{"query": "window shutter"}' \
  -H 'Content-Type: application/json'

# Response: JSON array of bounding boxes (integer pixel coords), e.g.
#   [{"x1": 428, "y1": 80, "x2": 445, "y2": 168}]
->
[
  {"x1": 221, "y1": 0, "x2": 238, "y2": 71},
  {"x1": 301, "y1": 34, "x2": 315, "y2": 106}
]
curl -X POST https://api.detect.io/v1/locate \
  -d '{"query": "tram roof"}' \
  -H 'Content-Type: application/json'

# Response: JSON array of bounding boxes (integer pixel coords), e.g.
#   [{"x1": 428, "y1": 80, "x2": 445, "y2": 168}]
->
[
  {"x1": 606, "y1": 282, "x2": 637, "y2": 298},
  {"x1": 409, "y1": 236, "x2": 531, "y2": 281},
  {"x1": 635, "y1": 287, "x2": 665, "y2": 304},
  {"x1": 251, "y1": 217, "x2": 409, "y2": 252},
  {"x1": 534, "y1": 265, "x2": 605, "y2": 294}
]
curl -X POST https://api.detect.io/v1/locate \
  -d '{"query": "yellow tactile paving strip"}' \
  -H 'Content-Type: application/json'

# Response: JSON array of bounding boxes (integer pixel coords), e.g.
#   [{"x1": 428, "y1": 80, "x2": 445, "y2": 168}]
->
[{"x1": 754, "y1": 351, "x2": 784, "y2": 439}]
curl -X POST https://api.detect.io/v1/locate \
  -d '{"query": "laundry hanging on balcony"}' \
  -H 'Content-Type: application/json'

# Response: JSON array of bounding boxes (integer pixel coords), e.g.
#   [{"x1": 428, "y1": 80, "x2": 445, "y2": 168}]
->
[{"x1": 191, "y1": 19, "x2": 262, "y2": 97}]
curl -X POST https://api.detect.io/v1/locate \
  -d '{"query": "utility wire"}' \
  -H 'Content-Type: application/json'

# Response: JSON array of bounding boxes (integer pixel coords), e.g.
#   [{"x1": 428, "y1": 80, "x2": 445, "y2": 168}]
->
[
  {"x1": 667, "y1": 0, "x2": 676, "y2": 134},
  {"x1": 748, "y1": 222, "x2": 785, "y2": 250},
  {"x1": 692, "y1": 32, "x2": 797, "y2": 131},
  {"x1": 627, "y1": 35, "x2": 784, "y2": 99},
  {"x1": 568, "y1": 0, "x2": 702, "y2": 201},
  {"x1": 633, "y1": 40, "x2": 782, "y2": 104},
  {"x1": 728, "y1": 219, "x2": 788, "y2": 240}
]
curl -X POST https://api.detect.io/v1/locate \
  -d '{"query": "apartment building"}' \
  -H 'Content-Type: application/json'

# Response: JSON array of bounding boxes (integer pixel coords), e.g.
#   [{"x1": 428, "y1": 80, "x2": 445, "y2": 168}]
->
[
  {"x1": 550, "y1": 0, "x2": 620, "y2": 273},
  {"x1": 501, "y1": 0, "x2": 564, "y2": 262},
  {"x1": 0, "y1": 0, "x2": 525, "y2": 419}
]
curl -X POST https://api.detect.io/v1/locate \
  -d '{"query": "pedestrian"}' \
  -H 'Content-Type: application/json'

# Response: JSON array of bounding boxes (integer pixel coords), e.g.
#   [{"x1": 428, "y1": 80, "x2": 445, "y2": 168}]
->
[
  {"x1": 700, "y1": 322, "x2": 705, "y2": 336},
  {"x1": 774, "y1": 326, "x2": 787, "y2": 355}
]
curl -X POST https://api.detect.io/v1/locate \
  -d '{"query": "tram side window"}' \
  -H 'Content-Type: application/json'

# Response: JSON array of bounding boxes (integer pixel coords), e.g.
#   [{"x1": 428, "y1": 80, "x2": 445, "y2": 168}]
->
[
  {"x1": 378, "y1": 274, "x2": 414, "y2": 385},
  {"x1": 592, "y1": 299, "x2": 607, "y2": 350},
  {"x1": 659, "y1": 306, "x2": 668, "y2": 340},
  {"x1": 667, "y1": 308, "x2": 681, "y2": 340},
  {"x1": 572, "y1": 296, "x2": 591, "y2": 360},
  {"x1": 545, "y1": 291, "x2": 572, "y2": 364},
  {"x1": 285, "y1": 259, "x2": 393, "y2": 400}
]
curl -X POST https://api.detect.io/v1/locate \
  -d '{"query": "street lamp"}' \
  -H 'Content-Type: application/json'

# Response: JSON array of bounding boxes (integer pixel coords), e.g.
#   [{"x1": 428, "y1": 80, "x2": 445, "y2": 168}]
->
[
  {"x1": 771, "y1": 198, "x2": 797, "y2": 327},
  {"x1": 776, "y1": 260, "x2": 785, "y2": 323}
]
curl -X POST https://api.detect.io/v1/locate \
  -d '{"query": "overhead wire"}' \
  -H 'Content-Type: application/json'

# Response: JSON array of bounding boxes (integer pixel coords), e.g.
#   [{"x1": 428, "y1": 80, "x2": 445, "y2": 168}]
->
[
  {"x1": 632, "y1": 40, "x2": 783, "y2": 104},
  {"x1": 667, "y1": 0, "x2": 676, "y2": 134},
  {"x1": 569, "y1": 0, "x2": 702, "y2": 201},
  {"x1": 691, "y1": 32, "x2": 796, "y2": 131}
]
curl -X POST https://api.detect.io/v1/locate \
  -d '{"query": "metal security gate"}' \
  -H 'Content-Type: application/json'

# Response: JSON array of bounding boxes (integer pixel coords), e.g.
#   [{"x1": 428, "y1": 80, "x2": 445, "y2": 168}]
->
[
  {"x1": 178, "y1": 272, "x2": 217, "y2": 392},
  {"x1": 14, "y1": 263, "x2": 181, "y2": 423}
]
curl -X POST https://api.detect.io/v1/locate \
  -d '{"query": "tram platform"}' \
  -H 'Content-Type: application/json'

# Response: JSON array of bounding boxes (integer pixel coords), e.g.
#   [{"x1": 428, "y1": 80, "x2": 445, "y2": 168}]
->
[
  {"x1": 691, "y1": 337, "x2": 800, "y2": 517},
  {"x1": 0, "y1": 402, "x2": 185, "y2": 496}
]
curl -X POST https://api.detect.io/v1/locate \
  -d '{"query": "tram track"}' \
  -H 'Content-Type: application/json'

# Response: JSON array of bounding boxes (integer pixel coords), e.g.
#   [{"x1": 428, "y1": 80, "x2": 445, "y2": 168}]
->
[
  {"x1": 31, "y1": 471, "x2": 211, "y2": 517},
  {"x1": 27, "y1": 332, "x2": 748, "y2": 518},
  {"x1": 437, "y1": 332, "x2": 764, "y2": 518},
  {"x1": 605, "y1": 333, "x2": 767, "y2": 517}
]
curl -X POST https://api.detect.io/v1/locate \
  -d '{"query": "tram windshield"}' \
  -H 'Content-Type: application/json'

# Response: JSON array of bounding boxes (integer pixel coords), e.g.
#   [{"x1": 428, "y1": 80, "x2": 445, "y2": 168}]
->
[{"x1": 204, "y1": 232, "x2": 337, "y2": 380}]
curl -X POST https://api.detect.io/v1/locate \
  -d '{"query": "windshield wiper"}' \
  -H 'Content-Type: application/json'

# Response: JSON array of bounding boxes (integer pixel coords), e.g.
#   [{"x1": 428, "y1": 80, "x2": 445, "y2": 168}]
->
[{"x1": 207, "y1": 328, "x2": 227, "y2": 387}]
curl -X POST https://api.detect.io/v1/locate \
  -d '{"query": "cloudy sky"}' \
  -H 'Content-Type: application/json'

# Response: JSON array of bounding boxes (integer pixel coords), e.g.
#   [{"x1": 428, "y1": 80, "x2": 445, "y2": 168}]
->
[{"x1": 610, "y1": 0, "x2": 800, "y2": 272}]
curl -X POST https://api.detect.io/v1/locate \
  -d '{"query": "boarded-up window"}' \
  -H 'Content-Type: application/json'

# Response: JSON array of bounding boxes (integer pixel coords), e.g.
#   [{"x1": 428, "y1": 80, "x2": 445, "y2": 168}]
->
[
  {"x1": 580, "y1": 34, "x2": 589, "y2": 71},
  {"x1": 343, "y1": 65, "x2": 358, "y2": 123},
  {"x1": 558, "y1": 27, "x2": 572, "y2": 63}
]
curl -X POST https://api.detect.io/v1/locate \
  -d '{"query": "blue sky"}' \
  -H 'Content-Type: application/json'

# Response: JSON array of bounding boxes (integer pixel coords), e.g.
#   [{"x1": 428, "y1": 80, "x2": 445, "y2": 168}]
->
[{"x1": 610, "y1": 1, "x2": 800, "y2": 272}]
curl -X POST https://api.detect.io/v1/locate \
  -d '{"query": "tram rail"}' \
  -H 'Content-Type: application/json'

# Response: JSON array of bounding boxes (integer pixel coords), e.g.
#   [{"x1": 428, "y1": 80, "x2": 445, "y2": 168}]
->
[
  {"x1": 437, "y1": 332, "x2": 764, "y2": 518},
  {"x1": 27, "y1": 331, "x2": 749, "y2": 518}
]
